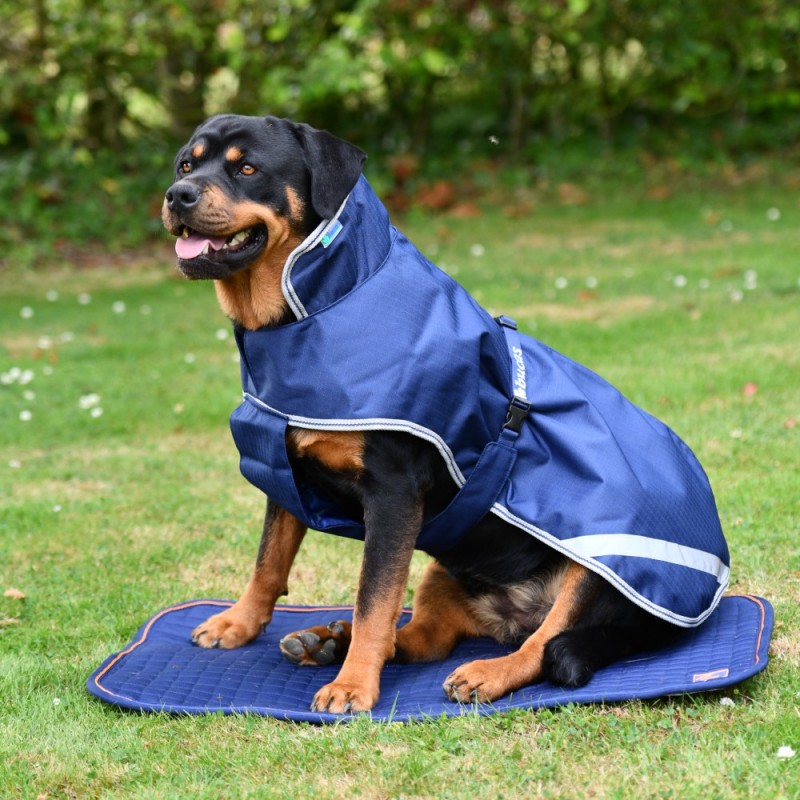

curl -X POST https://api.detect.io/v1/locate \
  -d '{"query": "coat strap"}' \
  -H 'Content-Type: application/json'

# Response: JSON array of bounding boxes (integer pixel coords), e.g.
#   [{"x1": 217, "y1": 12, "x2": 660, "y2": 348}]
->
[
  {"x1": 415, "y1": 316, "x2": 531, "y2": 555},
  {"x1": 415, "y1": 438, "x2": 518, "y2": 555},
  {"x1": 496, "y1": 316, "x2": 532, "y2": 436}
]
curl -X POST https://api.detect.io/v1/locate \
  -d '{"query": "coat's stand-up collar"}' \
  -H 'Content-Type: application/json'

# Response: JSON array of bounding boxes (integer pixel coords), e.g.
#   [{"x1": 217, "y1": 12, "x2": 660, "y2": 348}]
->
[{"x1": 281, "y1": 176, "x2": 394, "y2": 320}]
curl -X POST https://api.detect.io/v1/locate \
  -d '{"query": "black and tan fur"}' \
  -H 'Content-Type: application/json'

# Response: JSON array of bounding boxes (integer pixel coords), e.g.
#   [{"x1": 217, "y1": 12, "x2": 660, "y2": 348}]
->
[{"x1": 162, "y1": 114, "x2": 677, "y2": 713}]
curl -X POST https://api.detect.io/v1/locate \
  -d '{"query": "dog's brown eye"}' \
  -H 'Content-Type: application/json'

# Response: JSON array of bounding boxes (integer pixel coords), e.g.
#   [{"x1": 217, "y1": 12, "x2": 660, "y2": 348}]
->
[
  {"x1": 180, "y1": 161, "x2": 192, "y2": 174},
  {"x1": 240, "y1": 164, "x2": 256, "y2": 176}
]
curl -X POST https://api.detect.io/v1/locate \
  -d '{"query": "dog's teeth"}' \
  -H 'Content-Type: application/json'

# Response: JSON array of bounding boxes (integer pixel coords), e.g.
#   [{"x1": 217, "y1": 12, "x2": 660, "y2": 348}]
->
[
  {"x1": 181, "y1": 228, "x2": 189, "y2": 239},
  {"x1": 201, "y1": 242, "x2": 210, "y2": 255},
  {"x1": 228, "y1": 230, "x2": 251, "y2": 248}
]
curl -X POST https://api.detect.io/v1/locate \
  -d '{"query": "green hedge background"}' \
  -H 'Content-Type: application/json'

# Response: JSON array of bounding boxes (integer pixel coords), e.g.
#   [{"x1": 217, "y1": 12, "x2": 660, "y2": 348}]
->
[{"x1": 2, "y1": 0, "x2": 799, "y2": 261}]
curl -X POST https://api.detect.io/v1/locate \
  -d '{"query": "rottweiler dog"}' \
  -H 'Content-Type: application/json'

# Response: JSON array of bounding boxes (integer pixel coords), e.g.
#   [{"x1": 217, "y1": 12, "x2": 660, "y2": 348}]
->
[{"x1": 162, "y1": 114, "x2": 679, "y2": 714}]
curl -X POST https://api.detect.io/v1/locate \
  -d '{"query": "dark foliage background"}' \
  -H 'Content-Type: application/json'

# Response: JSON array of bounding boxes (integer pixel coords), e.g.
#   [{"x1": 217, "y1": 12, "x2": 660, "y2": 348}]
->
[{"x1": 2, "y1": 0, "x2": 799, "y2": 262}]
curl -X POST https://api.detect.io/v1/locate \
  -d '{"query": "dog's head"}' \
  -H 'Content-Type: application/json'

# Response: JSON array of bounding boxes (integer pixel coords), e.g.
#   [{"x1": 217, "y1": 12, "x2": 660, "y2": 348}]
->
[{"x1": 162, "y1": 115, "x2": 366, "y2": 282}]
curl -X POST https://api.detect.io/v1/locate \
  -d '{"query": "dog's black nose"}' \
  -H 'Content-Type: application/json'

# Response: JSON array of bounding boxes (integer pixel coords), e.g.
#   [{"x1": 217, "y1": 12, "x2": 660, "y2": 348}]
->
[{"x1": 165, "y1": 181, "x2": 201, "y2": 212}]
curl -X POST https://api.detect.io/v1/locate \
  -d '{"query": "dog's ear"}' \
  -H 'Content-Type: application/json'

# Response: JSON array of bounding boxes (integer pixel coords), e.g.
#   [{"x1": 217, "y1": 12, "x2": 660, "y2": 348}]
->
[{"x1": 292, "y1": 123, "x2": 367, "y2": 219}]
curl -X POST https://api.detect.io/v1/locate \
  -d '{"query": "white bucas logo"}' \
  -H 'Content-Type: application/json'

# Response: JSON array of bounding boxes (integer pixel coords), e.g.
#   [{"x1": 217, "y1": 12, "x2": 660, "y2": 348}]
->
[{"x1": 512, "y1": 346, "x2": 527, "y2": 400}]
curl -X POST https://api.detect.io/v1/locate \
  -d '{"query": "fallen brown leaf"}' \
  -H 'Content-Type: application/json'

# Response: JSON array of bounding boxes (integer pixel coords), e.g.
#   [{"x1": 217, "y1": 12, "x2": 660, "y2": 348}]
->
[
  {"x1": 557, "y1": 182, "x2": 591, "y2": 206},
  {"x1": 741, "y1": 382, "x2": 759, "y2": 397}
]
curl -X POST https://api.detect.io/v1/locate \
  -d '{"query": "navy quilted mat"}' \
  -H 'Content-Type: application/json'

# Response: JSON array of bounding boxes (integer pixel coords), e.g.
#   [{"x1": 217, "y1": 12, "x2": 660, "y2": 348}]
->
[{"x1": 87, "y1": 595, "x2": 772, "y2": 723}]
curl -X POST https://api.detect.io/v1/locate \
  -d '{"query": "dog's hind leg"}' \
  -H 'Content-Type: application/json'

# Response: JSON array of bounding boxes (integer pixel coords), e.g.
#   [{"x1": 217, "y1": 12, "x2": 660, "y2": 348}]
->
[
  {"x1": 443, "y1": 561, "x2": 593, "y2": 703},
  {"x1": 191, "y1": 500, "x2": 306, "y2": 649},
  {"x1": 279, "y1": 619, "x2": 352, "y2": 666},
  {"x1": 279, "y1": 559, "x2": 481, "y2": 667},
  {"x1": 540, "y1": 606, "x2": 680, "y2": 687},
  {"x1": 393, "y1": 561, "x2": 481, "y2": 662}
]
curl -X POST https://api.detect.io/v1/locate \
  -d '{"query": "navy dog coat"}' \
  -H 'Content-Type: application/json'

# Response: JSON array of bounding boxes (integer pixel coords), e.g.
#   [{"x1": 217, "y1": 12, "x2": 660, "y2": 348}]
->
[{"x1": 230, "y1": 176, "x2": 730, "y2": 628}]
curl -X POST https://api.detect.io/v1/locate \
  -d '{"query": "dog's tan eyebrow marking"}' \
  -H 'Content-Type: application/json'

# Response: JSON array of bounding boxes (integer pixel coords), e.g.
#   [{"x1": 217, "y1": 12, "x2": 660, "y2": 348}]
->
[
  {"x1": 191, "y1": 142, "x2": 206, "y2": 159},
  {"x1": 226, "y1": 146, "x2": 244, "y2": 162}
]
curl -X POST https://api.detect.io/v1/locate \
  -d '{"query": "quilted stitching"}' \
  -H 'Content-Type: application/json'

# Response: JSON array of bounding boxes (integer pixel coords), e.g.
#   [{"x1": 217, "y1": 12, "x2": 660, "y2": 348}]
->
[{"x1": 87, "y1": 595, "x2": 772, "y2": 723}]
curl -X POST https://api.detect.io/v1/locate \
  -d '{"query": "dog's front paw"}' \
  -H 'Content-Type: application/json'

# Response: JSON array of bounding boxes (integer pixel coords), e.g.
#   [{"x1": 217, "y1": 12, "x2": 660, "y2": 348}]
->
[
  {"x1": 311, "y1": 677, "x2": 379, "y2": 714},
  {"x1": 191, "y1": 606, "x2": 266, "y2": 649},
  {"x1": 279, "y1": 620, "x2": 351, "y2": 666},
  {"x1": 443, "y1": 658, "x2": 511, "y2": 704}
]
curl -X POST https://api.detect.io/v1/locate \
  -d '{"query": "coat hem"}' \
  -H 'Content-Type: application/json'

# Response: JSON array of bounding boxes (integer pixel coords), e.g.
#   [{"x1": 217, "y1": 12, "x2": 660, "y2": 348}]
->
[{"x1": 489, "y1": 502, "x2": 728, "y2": 628}]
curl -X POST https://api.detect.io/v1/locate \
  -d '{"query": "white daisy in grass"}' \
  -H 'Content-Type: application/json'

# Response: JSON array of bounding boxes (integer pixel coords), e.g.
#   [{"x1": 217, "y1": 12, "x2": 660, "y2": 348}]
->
[{"x1": 79, "y1": 393, "x2": 101, "y2": 410}]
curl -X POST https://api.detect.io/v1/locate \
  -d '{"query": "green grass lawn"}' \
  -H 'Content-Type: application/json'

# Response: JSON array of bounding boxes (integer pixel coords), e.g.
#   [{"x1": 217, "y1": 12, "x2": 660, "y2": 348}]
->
[{"x1": 1, "y1": 173, "x2": 798, "y2": 799}]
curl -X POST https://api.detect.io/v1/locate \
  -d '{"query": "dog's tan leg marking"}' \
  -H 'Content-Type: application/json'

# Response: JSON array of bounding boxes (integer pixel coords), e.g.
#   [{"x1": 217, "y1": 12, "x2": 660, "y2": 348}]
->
[
  {"x1": 191, "y1": 505, "x2": 307, "y2": 649},
  {"x1": 311, "y1": 597, "x2": 402, "y2": 713},
  {"x1": 443, "y1": 561, "x2": 589, "y2": 703},
  {"x1": 288, "y1": 428, "x2": 365, "y2": 473},
  {"x1": 311, "y1": 504, "x2": 422, "y2": 714},
  {"x1": 394, "y1": 561, "x2": 482, "y2": 662}
]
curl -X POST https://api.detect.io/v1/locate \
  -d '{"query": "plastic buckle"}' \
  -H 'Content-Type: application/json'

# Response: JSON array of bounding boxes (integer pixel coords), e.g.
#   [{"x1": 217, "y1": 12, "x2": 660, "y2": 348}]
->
[{"x1": 503, "y1": 396, "x2": 531, "y2": 433}]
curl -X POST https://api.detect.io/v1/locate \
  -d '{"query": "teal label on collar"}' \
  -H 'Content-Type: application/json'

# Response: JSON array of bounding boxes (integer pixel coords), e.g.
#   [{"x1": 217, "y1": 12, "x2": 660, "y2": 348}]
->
[{"x1": 321, "y1": 220, "x2": 343, "y2": 248}]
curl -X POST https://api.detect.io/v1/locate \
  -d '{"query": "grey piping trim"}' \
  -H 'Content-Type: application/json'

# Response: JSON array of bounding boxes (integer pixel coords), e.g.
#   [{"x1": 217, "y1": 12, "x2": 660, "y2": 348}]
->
[
  {"x1": 242, "y1": 392, "x2": 467, "y2": 488},
  {"x1": 281, "y1": 193, "x2": 352, "y2": 320}
]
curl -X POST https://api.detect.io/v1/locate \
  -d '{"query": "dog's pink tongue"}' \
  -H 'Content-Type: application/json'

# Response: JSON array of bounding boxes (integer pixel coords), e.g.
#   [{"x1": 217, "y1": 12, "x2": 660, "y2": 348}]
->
[{"x1": 175, "y1": 233, "x2": 227, "y2": 259}]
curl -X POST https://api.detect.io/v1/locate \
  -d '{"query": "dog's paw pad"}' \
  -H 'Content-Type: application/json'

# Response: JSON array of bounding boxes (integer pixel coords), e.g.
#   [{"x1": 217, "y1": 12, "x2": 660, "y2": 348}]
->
[{"x1": 279, "y1": 620, "x2": 352, "y2": 666}]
